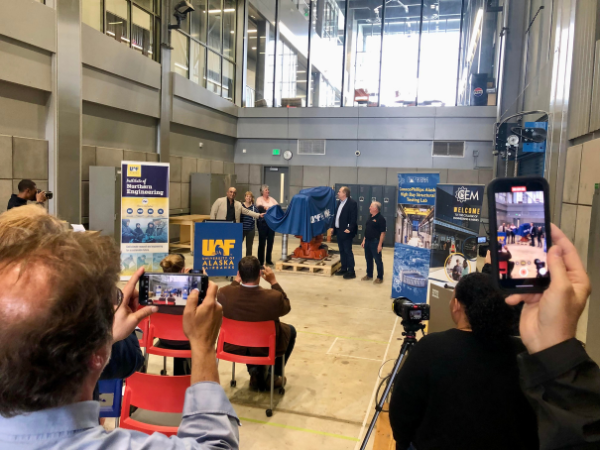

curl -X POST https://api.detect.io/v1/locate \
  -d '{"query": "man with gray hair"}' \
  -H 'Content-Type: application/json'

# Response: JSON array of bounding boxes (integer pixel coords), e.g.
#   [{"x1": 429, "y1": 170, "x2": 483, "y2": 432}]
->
[{"x1": 361, "y1": 201, "x2": 386, "y2": 284}]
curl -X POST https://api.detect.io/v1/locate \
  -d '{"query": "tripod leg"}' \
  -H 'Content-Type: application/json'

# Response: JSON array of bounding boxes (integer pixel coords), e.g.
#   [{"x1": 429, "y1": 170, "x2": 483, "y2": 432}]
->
[{"x1": 359, "y1": 341, "x2": 413, "y2": 450}]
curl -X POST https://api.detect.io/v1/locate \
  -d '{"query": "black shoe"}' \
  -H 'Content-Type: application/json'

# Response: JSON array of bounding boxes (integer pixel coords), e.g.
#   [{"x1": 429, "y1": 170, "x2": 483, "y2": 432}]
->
[
  {"x1": 266, "y1": 261, "x2": 274, "y2": 266},
  {"x1": 343, "y1": 271, "x2": 356, "y2": 279},
  {"x1": 335, "y1": 269, "x2": 348, "y2": 276}
]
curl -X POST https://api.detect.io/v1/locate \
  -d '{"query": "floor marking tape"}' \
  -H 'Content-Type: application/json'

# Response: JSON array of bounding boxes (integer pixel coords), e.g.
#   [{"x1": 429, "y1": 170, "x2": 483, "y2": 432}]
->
[
  {"x1": 297, "y1": 330, "x2": 388, "y2": 344},
  {"x1": 239, "y1": 416, "x2": 360, "y2": 441},
  {"x1": 354, "y1": 316, "x2": 399, "y2": 450}
]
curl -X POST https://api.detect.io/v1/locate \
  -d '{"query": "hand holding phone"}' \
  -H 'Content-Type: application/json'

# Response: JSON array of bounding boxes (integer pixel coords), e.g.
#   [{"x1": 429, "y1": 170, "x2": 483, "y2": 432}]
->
[
  {"x1": 139, "y1": 272, "x2": 209, "y2": 306},
  {"x1": 506, "y1": 224, "x2": 591, "y2": 354},
  {"x1": 487, "y1": 177, "x2": 552, "y2": 293}
]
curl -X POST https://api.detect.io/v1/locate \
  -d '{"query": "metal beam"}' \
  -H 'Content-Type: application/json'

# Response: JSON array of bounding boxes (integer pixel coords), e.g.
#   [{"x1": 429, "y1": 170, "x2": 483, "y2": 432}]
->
[{"x1": 158, "y1": 0, "x2": 172, "y2": 163}]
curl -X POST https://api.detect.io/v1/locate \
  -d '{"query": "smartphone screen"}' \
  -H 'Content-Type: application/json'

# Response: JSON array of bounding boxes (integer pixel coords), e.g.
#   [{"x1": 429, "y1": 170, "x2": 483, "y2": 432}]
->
[
  {"x1": 139, "y1": 273, "x2": 208, "y2": 306},
  {"x1": 488, "y1": 177, "x2": 551, "y2": 293}
]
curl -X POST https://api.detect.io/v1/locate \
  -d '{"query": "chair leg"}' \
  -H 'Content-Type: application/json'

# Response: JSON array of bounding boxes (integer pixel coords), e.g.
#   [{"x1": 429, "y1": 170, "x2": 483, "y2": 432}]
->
[
  {"x1": 230, "y1": 362, "x2": 236, "y2": 387},
  {"x1": 266, "y1": 364, "x2": 274, "y2": 417},
  {"x1": 115, "y1": 417, "x2": 120, "y2": 428},
  {"x1": 279, "y1": 355, "x2": 286, "y2": 395},
  {"x1": 161, "y1": 357, "x2": 167, "y2": 376}
]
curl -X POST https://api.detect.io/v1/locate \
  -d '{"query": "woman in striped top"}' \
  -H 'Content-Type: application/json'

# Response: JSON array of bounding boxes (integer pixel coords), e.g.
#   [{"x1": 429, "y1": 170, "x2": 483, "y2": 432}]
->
[{"x1": 241, "y1": 191, "x2": 258, "y2": 256}]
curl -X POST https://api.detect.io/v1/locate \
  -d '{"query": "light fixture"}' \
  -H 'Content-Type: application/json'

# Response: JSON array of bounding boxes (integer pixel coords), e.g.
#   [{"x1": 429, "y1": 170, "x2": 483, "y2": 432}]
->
[
  {"x1": 174, "y1": 62, "x2": 189, "y2": 71},
  {"x1": 248, "y1": 29, "x2": 257, "y2": 33},
  {"x1": 252, "y1": 46, "x2": 257, "y2": 49},
  {"x1": 170, "y1": 1, "x2": 195, "y2": 30}
]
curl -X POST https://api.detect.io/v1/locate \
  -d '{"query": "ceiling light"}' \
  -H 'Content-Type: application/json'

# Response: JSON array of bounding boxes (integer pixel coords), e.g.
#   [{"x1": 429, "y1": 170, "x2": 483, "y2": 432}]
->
[
  {"x1": 248, "y1": 29, "x2": 257, "y2": 33},
  {"x1": 252, "y1": 46, "x2": 257, "y2": 49}
]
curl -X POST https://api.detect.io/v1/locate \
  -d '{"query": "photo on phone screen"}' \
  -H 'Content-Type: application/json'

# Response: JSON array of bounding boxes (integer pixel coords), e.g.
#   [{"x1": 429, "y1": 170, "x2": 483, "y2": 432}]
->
[
  {"x1": 140, "y1": 273, "x2": 207, "y2": 306},
  {"x1": 488, "y1": 177, "x2": 552, "y2": 293}
]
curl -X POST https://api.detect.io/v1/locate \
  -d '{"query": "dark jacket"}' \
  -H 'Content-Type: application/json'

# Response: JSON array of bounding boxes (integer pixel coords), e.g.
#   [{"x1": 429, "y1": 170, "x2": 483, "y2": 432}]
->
[
  {"x1": 333, "y1": 197, "x2": 358, "y2": 238},
  {"x1": 93, "y1": 332, "x2": 144, "y2": 401},
  {"x1": 217, "y1": 280, "x2": 291, "y2": 356},
  {"x1": 518, "y1": 338, "x2": 600, "y2": 450},
  {"x1": 389, "y1": 329, "x2": 539, "y2": 450},
  {"x1": 7, "y1": 194, "x2": 27, "y2": 210}
]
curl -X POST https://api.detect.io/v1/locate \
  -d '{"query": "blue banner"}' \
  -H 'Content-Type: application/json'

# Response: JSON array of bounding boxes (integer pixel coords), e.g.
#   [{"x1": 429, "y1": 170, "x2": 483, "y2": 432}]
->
[
  {"x1": 264, "y1": 186, "x2": 335, "y2": 241},
  {"x1": 398, "y1": 173, "x2": 439, "y2": 206},
  {"x1": 194, "y1": 222, "x2": 243, "y2": 276}
]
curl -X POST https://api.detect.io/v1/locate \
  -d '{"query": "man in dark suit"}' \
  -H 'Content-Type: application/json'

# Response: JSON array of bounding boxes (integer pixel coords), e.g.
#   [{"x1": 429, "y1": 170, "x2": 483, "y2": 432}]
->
[
  {"x1": 217, "y1": 256, "x2": 296, "y2": 391},
  {"x1": 331, "y1": 186, "x2": 358, "y2": 279}
]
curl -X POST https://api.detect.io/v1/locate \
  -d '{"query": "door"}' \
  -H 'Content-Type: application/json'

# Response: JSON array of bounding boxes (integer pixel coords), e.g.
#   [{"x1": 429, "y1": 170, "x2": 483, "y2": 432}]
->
[{"x1": 263, "y1": 166, "x2": 290, "y2": 207}]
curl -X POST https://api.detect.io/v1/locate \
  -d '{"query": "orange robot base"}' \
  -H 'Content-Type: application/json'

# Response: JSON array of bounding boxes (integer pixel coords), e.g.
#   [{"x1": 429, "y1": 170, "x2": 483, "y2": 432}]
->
[{"x1": 292, "y1": 234, "x2": 329, "y2": 260}]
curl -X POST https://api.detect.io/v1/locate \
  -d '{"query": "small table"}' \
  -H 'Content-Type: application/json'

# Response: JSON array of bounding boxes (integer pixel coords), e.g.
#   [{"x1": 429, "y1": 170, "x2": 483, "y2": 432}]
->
[{"x1": 169, "y1": 215, "x2": 211, "y2": 254}]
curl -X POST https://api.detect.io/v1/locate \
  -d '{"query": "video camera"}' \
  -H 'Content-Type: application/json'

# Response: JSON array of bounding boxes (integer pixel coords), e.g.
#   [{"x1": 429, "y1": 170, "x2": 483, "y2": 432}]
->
[{"x1": 392, "y1": 297, "x2": 430, "y2": 323}]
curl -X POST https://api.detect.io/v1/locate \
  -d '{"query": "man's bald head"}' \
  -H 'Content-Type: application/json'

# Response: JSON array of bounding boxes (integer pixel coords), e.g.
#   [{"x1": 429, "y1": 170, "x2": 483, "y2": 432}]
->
[{"x1": 0, "y1": 222, "x2": 120, "y2": 418}]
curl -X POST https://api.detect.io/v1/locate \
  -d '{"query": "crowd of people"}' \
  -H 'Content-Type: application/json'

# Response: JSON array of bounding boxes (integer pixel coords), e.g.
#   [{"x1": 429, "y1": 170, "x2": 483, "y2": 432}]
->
[{"x1": 1, "y1": 185, "x2": 599, "y2": 450}]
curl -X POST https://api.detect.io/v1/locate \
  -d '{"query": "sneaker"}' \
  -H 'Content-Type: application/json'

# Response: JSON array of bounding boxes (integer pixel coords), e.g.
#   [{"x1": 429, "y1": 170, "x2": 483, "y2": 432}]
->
[
  {"x1": 343, "y1": 271, "x2": 356, "y2": 279},
  {"x1": 335, "y1": 269, "x2": 348, "y2": 276},
  {"x1": 361, "y1": 275, "x2": 373, "y2": 281},
  {"x1": 373, "y1": 278, "x2": 383, "y2": 285}
]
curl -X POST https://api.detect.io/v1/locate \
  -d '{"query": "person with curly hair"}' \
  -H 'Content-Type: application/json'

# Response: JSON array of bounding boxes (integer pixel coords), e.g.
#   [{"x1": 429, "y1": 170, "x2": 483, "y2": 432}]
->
[{"x1": 389, "y1": 272, "x2": 538, "y2": 450}]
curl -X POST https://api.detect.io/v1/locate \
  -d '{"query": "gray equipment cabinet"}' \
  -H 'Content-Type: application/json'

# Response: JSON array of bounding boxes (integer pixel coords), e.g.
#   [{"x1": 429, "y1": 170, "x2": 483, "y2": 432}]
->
[
  {"x1": 89, "y1": 166, "x2": 121, "y2": 245},
  {"x1": 585, "y1": 184, "x2": 600, "y2": 364},
  {"x1": 190, "y1": 173, "x2": 237, "y2": 215}
]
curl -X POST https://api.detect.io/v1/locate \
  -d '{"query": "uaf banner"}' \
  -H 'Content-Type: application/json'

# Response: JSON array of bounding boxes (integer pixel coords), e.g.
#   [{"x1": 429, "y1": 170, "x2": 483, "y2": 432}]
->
[
  {"x1": 120, "y1": 161, "x2": 169, "y2": 277},
  {"x1": 194, "y1": 222, "x2": 243, "y2": 276},
  {"x1": 392, "y1": 173, "x2": 440, "y2": 303},
  {"x1": 429, "y1": 184, "x2": 485, "y2": 286}
]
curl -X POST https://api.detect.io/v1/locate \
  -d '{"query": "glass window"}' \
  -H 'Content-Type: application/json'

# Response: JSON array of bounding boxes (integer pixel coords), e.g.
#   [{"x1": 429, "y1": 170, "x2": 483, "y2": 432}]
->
[
  {"x1": 245, "y1": 3, "x2": 276, "y2": 106},
  {"x1": 82, "y1": 0, "x2": 103, "y2": 31},
  {"x1": 190, "y1": 41, "x2": 207, "y2": 86},
  {"x1": 106, "y1": 0, "x2": 130, "y2": 46},
  {"x1": 172, "y1": 31, "x2": 190, "y2": 78},
  {"x1": 208, "y1": 0, "x2": 223, "y2": 51},
  {"x1": 222, "y1": 0, "x2": 236, "y2": 60},
  {"x1": 207, "y1": 51, "x2": 222, "y2": 95},
  {"x1": 222, "y1": 59, "x2": 235, "y2": 100},
  {"x1": 309, "y1": 0, "x2": 345, "y2": 106},
  {"x1": 132, "y1": 6, "x2": 154, "y2": 58},
  {"x1": 379, "y1": 3, "x2": 421, "y2": 107},
  {"x1": 191, "y1": 0, "x2": 208, "y2": 43},
  {"x1": 133, "y1": 0, "x2": 153, "y2": 12},
  {"x1": 343, "y1": 0, "x2": 382, "y2": 106},
  {"x1": 417, "y1": 2, "x2": 461, "y2": 106},
  {"x1": 274, "y1": 0, "x2": 309, "y2": 106}
]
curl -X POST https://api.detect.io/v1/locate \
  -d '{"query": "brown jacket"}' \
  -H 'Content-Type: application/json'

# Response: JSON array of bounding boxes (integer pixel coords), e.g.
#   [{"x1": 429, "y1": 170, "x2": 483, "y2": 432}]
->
[{"x1": 217, "y1": 281, "x2": 291, "y2": 356}]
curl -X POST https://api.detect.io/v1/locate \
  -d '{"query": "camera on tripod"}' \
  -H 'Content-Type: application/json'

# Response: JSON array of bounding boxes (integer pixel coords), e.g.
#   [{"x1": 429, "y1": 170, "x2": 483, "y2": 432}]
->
[{"x1": 392, "y1": 297, "x2": 430, "y2": 323}]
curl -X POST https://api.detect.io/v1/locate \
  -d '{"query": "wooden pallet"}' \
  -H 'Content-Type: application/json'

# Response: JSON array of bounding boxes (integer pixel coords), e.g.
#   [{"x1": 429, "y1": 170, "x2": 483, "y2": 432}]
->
[{"x1": 275, "y1": 254, "x2": 341, "y2": 277}]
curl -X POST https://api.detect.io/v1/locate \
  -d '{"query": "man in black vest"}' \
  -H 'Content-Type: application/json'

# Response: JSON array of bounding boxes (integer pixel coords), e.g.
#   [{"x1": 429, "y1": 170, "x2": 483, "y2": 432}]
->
[{"x1": 332, "y1": 186, "x2": 358, "y2": 279}]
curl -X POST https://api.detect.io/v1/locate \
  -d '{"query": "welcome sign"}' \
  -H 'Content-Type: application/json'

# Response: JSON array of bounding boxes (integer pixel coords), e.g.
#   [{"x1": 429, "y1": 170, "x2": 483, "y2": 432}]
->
[{"x1": 194, "y1": 222, "x2": 243, "y2": 276}]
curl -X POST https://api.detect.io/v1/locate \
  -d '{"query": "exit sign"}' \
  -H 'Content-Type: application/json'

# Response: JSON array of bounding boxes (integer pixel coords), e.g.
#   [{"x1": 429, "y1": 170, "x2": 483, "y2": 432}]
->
[{"x1": 272, "y1": 149, "x2": 281, "y2": 156}]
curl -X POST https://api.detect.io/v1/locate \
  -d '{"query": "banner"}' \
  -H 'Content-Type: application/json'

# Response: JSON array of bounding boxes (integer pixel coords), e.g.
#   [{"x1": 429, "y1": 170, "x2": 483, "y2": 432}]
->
[
  {"x1": 428, "y1": 184, "x2": 485, "y2": 285},
  {"x1": 264, "y1": 186, "x2": 335, "y2": 241},
  {"x1": 392, "y1": 173, "x2": 440, "y2": 303},
  {"x1": 120, "y1": 162, "x2": 169, "y2": 277},
  {"x1": 194, "y1": 222, "x2": 243, "y2": 276}
]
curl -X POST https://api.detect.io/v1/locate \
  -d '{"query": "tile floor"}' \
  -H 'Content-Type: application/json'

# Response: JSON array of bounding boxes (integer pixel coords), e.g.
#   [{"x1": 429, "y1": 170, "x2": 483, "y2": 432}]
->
[{"x1": 125, "y1": 236, "x2": 407, "y2": 449}]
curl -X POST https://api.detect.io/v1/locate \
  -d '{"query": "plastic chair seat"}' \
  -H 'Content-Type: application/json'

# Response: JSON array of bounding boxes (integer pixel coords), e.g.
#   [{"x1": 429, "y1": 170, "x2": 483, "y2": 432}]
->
[
  {"x1": 146, "y1": 313, "x2": 191, "y2": 359},
  {"x1": 120, "y1": 417, "x2": 178, "y2": 437}
]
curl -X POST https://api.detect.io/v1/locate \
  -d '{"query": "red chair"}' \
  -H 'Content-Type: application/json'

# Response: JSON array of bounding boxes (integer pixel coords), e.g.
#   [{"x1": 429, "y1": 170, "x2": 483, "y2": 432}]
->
[
  {"x1": 146, "y1": 313, "x2": 191, "y2": 375},
  {"x1": 120, "y1": 372, "x2": 190, "y2": 436},
  {"x1": 499, "y1": 261, "x2": 508, "y2": 278},
  {"x1": 137, "y1": 317, "x2": 149, "y2": 349},
  {"x1": 216, "y1": 318, "x2": 285, "y2": 417}
]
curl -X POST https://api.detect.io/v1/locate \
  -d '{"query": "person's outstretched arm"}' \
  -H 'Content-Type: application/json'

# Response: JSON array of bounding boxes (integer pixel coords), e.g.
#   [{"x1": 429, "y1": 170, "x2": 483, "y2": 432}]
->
[
  {"x1": 507, "y1": 224, "x2": 600, "y2": 450},
  {"x1": 261, "y1": 266, "x2": 291, "y2": 316}
]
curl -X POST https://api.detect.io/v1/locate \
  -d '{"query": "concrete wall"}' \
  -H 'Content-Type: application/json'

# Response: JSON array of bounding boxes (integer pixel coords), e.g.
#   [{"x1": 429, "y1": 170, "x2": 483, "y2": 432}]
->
[{"x1": 0, "y1": 134, "x2": 49, "y2": 214}]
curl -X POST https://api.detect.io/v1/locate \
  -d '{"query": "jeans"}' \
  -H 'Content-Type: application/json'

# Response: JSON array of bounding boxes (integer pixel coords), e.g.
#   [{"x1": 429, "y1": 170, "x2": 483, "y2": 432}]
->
[
  {"x1": 364, "y1": 238, "x2": 384, "y2": 279},
  {"x1": 243, "y1": 229, "x2": 255, "y2": 256},
  {"x1": 247, "y1": 324, "x2": 297, "y2": 378},
  {"x1": 258, "y1": 226, "x2": 276, "y2": 265},
  {"x1": 337, "y1": 233, "x2": 355, "y2": 272}
]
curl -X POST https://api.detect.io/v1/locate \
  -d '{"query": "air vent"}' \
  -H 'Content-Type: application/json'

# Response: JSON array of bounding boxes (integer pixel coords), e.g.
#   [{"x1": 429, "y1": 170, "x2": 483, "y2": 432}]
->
[
  {"x1": 298, "y1": 140, "x2": 326, "y2": 155},
  {"x1": 432, "y1": 141, "x2": 465, "y2": 157}
]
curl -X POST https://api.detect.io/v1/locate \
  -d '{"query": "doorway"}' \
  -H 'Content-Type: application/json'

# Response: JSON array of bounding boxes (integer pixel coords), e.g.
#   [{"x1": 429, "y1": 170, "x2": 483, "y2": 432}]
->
[{"x1": 263, "y1": 166, "x2": 290, "y2": 207}]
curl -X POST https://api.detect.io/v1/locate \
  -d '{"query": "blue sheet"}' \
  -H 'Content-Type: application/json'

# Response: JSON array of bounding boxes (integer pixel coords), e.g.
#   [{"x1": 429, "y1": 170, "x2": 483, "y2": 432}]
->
[{"x1": 263, "y1": 186, "x2": 335, "y2": 241}]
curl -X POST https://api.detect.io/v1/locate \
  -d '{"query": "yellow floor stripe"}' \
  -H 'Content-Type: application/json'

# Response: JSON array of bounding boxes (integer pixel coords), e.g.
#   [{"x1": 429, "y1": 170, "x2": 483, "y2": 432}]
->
[
  {"x1": 297, "y1": 330, "x2": 388, "y2": 345},
  {"x1": 239, "y1": 416, "x2": 360, "y2": 441}
]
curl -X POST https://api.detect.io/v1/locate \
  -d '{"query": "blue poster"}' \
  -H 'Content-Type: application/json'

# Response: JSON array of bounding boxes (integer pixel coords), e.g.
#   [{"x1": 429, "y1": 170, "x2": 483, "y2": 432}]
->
[
  {"x1": 194, "y1": 222, "x2": 243, "y2": 276},
  {"x1": 392, "y1": 173, "x2": 440, "y2": 302},
  {"x1": 392, "y1": 244, "x2": 431, "y2": 303}
]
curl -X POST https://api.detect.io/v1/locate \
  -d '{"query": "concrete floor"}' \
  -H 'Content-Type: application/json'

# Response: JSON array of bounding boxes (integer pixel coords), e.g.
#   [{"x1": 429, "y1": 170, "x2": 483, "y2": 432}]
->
[{"x1": 136, "y1": 236, "x2": 404, "y2": 449}]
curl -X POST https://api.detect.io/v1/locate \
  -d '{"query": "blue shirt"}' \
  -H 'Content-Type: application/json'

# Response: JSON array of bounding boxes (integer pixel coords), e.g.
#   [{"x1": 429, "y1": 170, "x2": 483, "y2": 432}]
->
[
  {"x1": 241, "y1": 204, "x2": 258, "y2": 231},
  {"x1": 0, "y1": 382, "x2": 240, "y2": 450}
]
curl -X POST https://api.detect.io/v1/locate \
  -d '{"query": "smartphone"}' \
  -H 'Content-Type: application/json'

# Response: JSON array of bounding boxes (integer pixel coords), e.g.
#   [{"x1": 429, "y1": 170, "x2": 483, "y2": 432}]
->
[
  {"x1": 487, "y1": 177, "x2": 552, "y2": 293},
  {"x1": 139, "y1": 273, "x2": 208, "y2": 306}
]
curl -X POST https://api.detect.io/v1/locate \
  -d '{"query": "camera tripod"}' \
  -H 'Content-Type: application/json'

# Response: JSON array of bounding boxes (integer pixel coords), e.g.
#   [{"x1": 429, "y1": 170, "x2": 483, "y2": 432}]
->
[{"x1": 359, "y1": 320, "x2": 426, "y2": 450}]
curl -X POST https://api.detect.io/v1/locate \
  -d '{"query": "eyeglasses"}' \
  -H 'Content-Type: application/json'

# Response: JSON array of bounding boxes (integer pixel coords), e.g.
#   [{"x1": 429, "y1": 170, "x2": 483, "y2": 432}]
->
[{"x1": 115, "y1": 287, "x2": 124, "y2": 307}]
